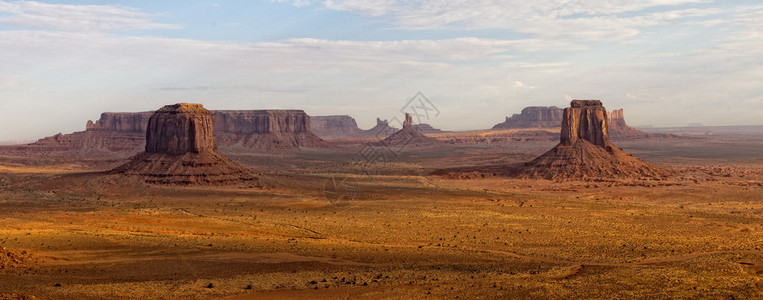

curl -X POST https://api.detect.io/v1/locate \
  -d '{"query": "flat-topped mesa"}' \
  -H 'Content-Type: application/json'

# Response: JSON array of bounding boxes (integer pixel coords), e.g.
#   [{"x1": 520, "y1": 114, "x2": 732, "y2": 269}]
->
[
  {"x1": 561, "y1": 100, "x2": 610, "y2": 147},
  {"x1": 212, "y1": 110, "x2": 310, "y2": 134},
  {"x1": 413, "y1": 123, "x2": 449, "y2": 134},
  {"x1": 146, "y1": 103, "x2": 217, "y2": 155},
  {"x1": 212, "y1": 110, "x2": 327, "y2": 150},
  {"x1": 13, "y1": 109, "x2": 326, "y2": 156},
  {"x1": 86, "y1": 112, "x2": 153, "y2": 133},
  {"x1": 492, "y1": 106, "x2": 563, "y2": 129},
  {"x1": 111, "y1": 103, "x2": 255, "y2": 185},
  {"x1": 310, "y1": 115, "x2": 362, "y2": 138}
]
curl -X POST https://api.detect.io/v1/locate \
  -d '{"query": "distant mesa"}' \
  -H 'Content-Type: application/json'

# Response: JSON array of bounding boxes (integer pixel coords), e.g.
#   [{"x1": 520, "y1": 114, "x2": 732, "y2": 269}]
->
[
  {"x1": 110, "y1": 103, "x2": 256, "y2": 185},
  {"x1": 311, "y1": 115, "x2": 448, "y2": 139},
  {"x1": 377, "y1": 113, "x2": 439, "y2": 147},
  {"x1": 310, "y1": 115, "x2": 402, "y2": 139},
  {"x1": 492, "y1": 106, "x2": 563, "y2": 130},
  {"x1": 518, "y1": 100, "x2": 670, "y2": 180},
  {"x1": 413, "y1": 123, "x2": 450, "y2": 135},
  {"x1": 22, "y1": 111, "x2": 153, "y2": 154},
  {"x1": 9, "y1": 109, "x2": 327, "y2": 156},
  {"x1": 310, "y1": 115, "x2": 365, "y2": 139},
  {"x1": 212, "y1": 110, "x2": 328, "y2": 151}
]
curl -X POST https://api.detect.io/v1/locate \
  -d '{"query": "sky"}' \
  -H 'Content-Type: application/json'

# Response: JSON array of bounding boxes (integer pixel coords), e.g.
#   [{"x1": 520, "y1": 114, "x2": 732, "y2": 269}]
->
[{"x1": 0, "y1": 0, "x2": 762, "y2": 141}]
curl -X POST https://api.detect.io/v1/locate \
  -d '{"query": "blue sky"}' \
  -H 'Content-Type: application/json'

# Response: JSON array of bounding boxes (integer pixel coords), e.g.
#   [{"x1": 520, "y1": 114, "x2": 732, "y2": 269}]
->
[{"x1": 0, "y1": 0, "x2": 761, "y2": 141}]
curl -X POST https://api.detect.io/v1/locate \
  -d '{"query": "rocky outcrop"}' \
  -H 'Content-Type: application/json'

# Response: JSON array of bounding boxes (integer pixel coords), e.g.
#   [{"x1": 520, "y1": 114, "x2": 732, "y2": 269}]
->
[
  {"x1": 0, "y1": 246, "x2": 40, "y2": 269},
  {"x1": 377, "y1": 113, "x2": 439, "y2": 147},
  {"x1": 111, "y1": 103, "x2": 255, "y2": 185},
  {"x1": 492, "y1": 106, "x2": 563, "y2": 129},
  {"x1": 518, "y1": 100, "x2": 669, "y2": 180},
  {"x1": 609, "y1": 109, "x2": 649, "y2": 138}
]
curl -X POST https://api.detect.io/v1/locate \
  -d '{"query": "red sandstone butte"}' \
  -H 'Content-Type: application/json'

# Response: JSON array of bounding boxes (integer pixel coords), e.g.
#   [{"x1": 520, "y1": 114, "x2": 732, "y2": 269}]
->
[
  {"x1": 609, "y1": 108, "x2": 650, "y2": 138},
  {"x1": 520, "y1": 100, "x2": 670, "y2": 180},
  {"x1": 111, "y1": 103, "x2": 255, "y2": 185}
]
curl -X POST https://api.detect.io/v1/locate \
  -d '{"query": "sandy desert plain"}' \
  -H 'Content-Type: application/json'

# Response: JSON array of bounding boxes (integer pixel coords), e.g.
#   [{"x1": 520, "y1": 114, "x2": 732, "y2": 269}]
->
[{"x1": 0, "y1": 119, "x2": 762, "y2": 299}]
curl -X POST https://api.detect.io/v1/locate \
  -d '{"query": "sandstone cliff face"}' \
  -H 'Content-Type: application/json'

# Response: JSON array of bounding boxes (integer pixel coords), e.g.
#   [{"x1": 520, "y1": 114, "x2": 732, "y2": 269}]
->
[
  {"x1": 519, "y1": 100, "x2": 670, "y2": 180},
  {"x1": 212, "y1": 110, "x2": 327, "y2": 151},
  {"x1": 213, "y1": 110, "x2": 310, "y2": 134},
  {"x1": 145, "y1": 104, "x2": 217, "y2": 155},
  {"x1": 560, "y1": 100, "x2": 609, "y2": 147},
  {"x1": 86, "y1": 112, "x2": 152, "y2": 133},
  {"x1": 492, "y1": 106, "x2": 563, "y2": 129},
  {"x1": 310, "y1": 115, "x2": 363, "y2": 138},
  {"x1": 112, "y1": 103, "x2": 255, "y2": 185}
]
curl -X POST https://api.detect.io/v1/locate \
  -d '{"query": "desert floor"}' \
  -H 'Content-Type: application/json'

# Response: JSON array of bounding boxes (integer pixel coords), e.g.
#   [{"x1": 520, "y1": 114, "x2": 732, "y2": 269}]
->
[{"x1": 0, "y1": 132, "x2": 761, "y2": 299}]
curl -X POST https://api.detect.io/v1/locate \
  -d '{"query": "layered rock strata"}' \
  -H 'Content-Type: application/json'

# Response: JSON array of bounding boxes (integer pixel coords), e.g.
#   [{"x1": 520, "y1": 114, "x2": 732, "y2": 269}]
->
[
  {"x1": 492, "y1": 106, "x2": 563, "y2": 129},
  {"x1": 213, "y1": 110, "x2": 327, "y2": 151},
  {"x1": 22, "y1": 112, "x2": 152, "y2": 154},
  {"x1": 7, "y1": 110, "x2": 326, "y2": 155},
  {"x1": 111, "y1": 103, "x2": 255, "y2": 185},
  {"x1": 310, "y1": 115, "x2": 364, "y2": 138}
]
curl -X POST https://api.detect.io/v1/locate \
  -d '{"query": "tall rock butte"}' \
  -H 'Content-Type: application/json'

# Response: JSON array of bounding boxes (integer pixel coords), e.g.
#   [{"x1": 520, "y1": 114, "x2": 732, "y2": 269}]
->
[
  {"x1": 520, "y1": 100, "x2": 669, "y2": 180},
  {"x1": 378, "y1": 113, "x2": 439, "y2": 147},
  {"x1": 111, "y1": 103, "x2": 255, "y2": 185},
  {"x1": 608, "y1": 108, "x2": 649, "y2": 138},
  {"x1": 560, "y1": 100, "x2": 609, "y2": 147}
]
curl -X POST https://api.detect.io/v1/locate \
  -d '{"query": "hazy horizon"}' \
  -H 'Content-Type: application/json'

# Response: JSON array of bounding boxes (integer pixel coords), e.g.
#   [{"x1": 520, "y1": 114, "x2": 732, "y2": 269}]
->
[{"x1": 1, "y1": 0, "x2": 762, "y2": 140}]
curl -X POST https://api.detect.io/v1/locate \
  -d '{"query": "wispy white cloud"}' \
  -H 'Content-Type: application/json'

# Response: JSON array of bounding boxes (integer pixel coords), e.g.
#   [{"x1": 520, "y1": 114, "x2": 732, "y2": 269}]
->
[
  {"x1": 314, "y1": 0, "x2": 719, "y2": 41},
  {"x1": 270, "y1": 0, "x2": 315, "y2": 8},
  {"x1": 0, "y1": 0, "x2": 179, "y2": 31},
  {"x1": 0, "y1": 1, "x2": 761, "y2": 139}
]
